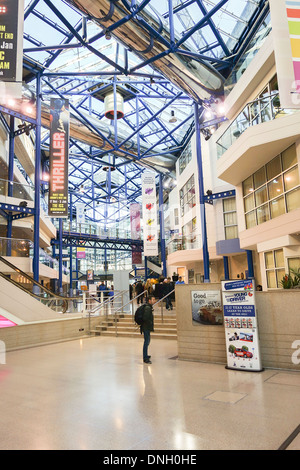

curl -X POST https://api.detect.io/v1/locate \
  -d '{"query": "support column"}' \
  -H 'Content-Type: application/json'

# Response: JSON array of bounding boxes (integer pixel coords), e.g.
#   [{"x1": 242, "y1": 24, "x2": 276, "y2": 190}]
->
[
  {"x1": 223, "y1": 256, "x2": 229, "y2": 280},
  {"x1": 33, "y1": 74, "x2": 41, "y2": 286},
  {"x1": 6, "y1": 116, "x2": 15, "y2": 256},
  {"x1": 194, "y1": 103, "x2": 210, "y2": 282},
  {"x1": 159, "y1": 174, "x2": 167, "y2": 278},
  {"x1": 69, "y1": 193, "x2": 73, "y2": 295},
  {"x1": 247, "y1": 250, "x2": 254, "y2": 278},
  {"x1": 59, "y1": 218, "x2": 63, "y2": 293}
]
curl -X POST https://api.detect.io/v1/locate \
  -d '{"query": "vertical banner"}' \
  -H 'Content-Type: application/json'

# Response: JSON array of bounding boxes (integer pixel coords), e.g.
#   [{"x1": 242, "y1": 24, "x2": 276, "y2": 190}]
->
[
  {"x1": 49, "y1": 98, "x2": 70, "y2": 218},
  {"x1": 221, "y1": 280, "x2": 263, "y2": 372},
  {"x1": 269, "y1": 0, "x2": 300, "y2": 107},
  {"x1": 142, "y1": 172, "x2": 158, "y2": 257},
  {"x1": 76, "y1": 203, "x2": 85, "y2": 225},
  {"x1": 0, "y1": 0, "x2": 24, "y2": 100},
  {"x1": 130, "y1": 203, "x2": 142, "y2": 264}
]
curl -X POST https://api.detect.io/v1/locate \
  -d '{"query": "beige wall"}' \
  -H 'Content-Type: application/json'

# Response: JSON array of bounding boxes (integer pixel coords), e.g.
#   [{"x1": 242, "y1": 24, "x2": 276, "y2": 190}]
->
[
  {"x1": 0, "y1": 316, "x2": 100, "y2": 352},
  {"x1": 176, "y1": 284, "x2": 300, "y2": 371}
]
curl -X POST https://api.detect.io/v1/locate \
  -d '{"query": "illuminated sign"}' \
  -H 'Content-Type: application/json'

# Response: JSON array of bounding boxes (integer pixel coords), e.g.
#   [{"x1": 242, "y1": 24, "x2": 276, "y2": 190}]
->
[
  {"x1": 49, "y1": 98, "x2": 70, "y2": 218},
  {"x1": 0, "y1": 0, "x2": 21, "y2": 82}
]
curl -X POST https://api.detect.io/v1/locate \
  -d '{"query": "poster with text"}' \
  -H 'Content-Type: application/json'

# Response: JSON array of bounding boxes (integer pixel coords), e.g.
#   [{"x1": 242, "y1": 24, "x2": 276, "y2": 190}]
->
[
  {"x1": 191, "y1": 290, "x2": 223, "y2": 326},
  {"x1": 142, "y1": 172, "x2": 158, "y2": 256},
  {"x1": 49, "y1": 98, "x2": 70, "y2": 217},
  {"x1": 222, "y1": 280, "x2": 262, "y2": 372},
  {"x1": 0, "y1": 0, "x2": 24, "y2": 100}
]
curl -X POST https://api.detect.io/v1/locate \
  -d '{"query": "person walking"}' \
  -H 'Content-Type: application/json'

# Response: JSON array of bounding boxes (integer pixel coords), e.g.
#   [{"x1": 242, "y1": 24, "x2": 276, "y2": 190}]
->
[
  {"x1": 141, "y1": 295, "x2": 156, "y2": 364},
  {"x1": 163, "y1": 278, "x2": 173, "y2": 310},
  {"x1": 135, "y1": 280, "x2": 144, "y2": 304}
]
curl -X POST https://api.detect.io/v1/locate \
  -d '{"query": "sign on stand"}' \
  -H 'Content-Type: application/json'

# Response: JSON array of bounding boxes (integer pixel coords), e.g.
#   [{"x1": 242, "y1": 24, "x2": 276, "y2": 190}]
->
[{"x1": 221, "y1": 280, "x2": 263, "y2": 372}]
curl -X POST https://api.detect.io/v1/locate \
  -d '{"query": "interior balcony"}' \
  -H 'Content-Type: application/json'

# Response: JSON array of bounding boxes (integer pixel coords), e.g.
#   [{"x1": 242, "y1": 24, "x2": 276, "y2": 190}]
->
[
  {"x1": 216, "y1": 94, "x2": 300, "y2": 186},
  {"x1": 0, "y1": 178, "x2": 57, "y2": 247}
]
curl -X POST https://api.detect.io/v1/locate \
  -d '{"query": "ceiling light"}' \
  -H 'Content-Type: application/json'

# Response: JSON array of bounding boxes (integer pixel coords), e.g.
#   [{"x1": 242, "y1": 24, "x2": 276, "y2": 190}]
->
[
  {"x1": 169, "y1": 110, "x2": 177, "y2": 123},
  {"x1": 105, "y1": 30, "x2": 111, "y2": 40}
]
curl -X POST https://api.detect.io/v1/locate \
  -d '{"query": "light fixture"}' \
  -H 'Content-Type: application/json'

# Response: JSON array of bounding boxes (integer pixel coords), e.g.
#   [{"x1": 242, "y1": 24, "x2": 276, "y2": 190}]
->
[
  {"x1": 105, "y1": 30, "x2": 111, "y2": 40},
  {"x1": 169, "y1": 110, "x2": 177, "y2": 123}
]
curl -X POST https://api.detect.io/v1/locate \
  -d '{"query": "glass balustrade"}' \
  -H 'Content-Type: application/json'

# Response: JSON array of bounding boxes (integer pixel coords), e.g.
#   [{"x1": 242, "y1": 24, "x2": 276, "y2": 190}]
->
[
  {"x1": 167, "y1": 235, "x2": 201, "y2": 255},
  {"x1": 53, "y1": 219, "x2": 136, "y2": 240},
  {"x1": 0, "y1": 178, "x2": 35, "y2": 200},
  {"x1": 216, "y1": 93, "x2": 298, "y2": 159}
]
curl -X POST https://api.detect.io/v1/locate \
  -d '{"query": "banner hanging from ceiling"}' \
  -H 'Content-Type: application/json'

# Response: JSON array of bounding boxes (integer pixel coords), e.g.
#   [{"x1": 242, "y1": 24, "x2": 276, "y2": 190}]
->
[
  {"x1": 142, "y1": 172, "x2": 158, "y2": 257},
  {"x1": 130, "y1": 203, "x2": 142, "y2": 264},
  {"x1": 269, "y1": 0, "x2": 300, "y2": 108},
  {"x1": 0, "y1": 0, "x2": 24, "y2": 100},
  {"x1": 49, "y1": 98, "x2": 70, "y2": 218}
]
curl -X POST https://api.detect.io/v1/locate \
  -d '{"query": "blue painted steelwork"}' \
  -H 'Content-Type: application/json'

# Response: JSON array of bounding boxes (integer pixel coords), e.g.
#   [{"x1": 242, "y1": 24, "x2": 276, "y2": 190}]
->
[
  {"x1": 33, "y1": 74, "x2": 42, "y2": 283},
  {"x1": 8, "y1": 0, "x2": 269, "y2": 282},
  {"x1": 159, "y1": 174, "x2": 167, "y2": 278},
  {"x1": 194, "y1": 102, "x2": 210, "y2": 282}
]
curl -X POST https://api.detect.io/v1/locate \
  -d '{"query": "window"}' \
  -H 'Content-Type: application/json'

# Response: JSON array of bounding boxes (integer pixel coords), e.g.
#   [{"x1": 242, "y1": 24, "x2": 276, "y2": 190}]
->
[
  {"x1": 288, "y1": 257, "x2": 300, "y2": 272},
  {"x1": 265, "y1": 249, "x2": 285, "y2": 288},
  {"x1": 223, "y1": 197, "x2": 238, "y2": 239},
  {"x1": 243, "y1": 144, "x2": 300, "y2": 228},
  {"x1": 178, "y1": 142, "x2": 192, "y2": 175},
  {"x1": 179, "y1": 175, "x2": 196, "y2": 216},
  {"x1": 182, "y1": 217, "x2": 197, "y2": 249}
]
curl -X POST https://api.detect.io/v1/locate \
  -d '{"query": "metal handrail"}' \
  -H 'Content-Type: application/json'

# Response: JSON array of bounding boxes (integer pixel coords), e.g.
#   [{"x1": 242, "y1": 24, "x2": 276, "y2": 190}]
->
[{"x1": 153, "y1": 290, "x2": 175, "y2": 322}]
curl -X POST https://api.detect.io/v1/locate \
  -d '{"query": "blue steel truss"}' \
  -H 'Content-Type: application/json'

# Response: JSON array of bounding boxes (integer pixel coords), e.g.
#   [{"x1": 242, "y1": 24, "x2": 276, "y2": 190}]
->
[{"x1": 0, "y1": 0, "x2": 270, "y2": 282}]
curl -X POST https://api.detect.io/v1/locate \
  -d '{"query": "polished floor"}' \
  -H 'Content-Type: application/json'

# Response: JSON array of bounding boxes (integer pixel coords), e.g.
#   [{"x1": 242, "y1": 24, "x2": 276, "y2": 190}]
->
[{"x1": 0, "y1": 335, "x2": 300, "y2": 450}]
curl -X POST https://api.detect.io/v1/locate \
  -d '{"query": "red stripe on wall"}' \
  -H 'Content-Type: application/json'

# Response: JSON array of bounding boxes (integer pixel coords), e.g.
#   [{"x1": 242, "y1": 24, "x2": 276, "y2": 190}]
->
[{"x1": 287, "y1": 8, "x2": 300, "y2": 19}]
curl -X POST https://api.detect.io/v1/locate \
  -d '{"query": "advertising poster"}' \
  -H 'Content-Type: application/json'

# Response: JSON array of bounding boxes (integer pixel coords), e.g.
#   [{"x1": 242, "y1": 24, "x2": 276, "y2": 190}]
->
[
  {"x1": 0, "y1": 0, "x2": 24, "y2": 99},
  {"x1": 142, "y1": 172, "x2": 158, "y2": 256},
  {"x1": 49, "y1": 98, "x2": 70, "y2": 217},
  {"x1": 76, "y1": 247, "x2": 86, "y2": 259},
  {"x1": 191, "y1": 290, "x2": 223, "y2": 325},
  {"x1": 130, "y1": 203, "x2": 142, "y2": 264},
  {"x1": 222, "y1": 280, "x2": 262, "y2": 372}
]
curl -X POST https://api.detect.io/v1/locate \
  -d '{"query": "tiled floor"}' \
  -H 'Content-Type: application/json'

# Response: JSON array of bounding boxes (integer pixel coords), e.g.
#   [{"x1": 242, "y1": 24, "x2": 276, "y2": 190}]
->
[{"x1": 0, "y1": 336, "x2": 299, "y2": 450}]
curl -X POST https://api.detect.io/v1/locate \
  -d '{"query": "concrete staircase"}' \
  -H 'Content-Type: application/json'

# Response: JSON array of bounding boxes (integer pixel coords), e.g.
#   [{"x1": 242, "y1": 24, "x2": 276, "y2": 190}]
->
[{"x1": 90, "y1": 311, "x2": 177, "y2": 340}]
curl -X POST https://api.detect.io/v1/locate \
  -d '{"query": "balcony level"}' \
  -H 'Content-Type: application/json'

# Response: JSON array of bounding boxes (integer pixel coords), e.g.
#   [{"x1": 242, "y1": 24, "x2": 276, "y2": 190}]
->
[{"x1": 216, "y1": 99, "x2": 300, "y2": 186}]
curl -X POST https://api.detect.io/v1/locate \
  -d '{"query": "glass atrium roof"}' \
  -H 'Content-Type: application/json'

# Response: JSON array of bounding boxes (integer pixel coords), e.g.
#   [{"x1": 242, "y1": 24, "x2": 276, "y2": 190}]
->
[{"x1": 20, "y1": 0, "x2": 270, "y2": 223}]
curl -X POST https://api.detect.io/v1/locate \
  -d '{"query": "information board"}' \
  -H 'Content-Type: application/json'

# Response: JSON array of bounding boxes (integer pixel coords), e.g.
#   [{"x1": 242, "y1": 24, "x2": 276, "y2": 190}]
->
[{"x1": 221, "y1": 280, "x2": 262, "y2": 372}]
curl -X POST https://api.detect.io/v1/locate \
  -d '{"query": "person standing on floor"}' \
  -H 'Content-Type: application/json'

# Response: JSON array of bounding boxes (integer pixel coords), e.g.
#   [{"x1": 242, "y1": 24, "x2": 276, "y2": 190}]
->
[{"x1": 141, "y1": 295, "x2": 156, "y2": 364}]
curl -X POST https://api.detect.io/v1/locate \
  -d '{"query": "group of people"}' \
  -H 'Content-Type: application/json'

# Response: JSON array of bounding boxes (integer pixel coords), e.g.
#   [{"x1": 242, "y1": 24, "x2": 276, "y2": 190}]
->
[
  {"x1": 131, "y1": 275, "x2": 184, "y2": 311},
  {"x1": 97, "y1": 282, "x2": 114, "y2": 302}
]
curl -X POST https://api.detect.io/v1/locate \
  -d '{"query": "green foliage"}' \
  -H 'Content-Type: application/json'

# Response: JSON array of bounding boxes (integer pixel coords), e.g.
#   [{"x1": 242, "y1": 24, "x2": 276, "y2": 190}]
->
[{"x1": 280, "y1": 268, "x2": 300, "y2": 289}]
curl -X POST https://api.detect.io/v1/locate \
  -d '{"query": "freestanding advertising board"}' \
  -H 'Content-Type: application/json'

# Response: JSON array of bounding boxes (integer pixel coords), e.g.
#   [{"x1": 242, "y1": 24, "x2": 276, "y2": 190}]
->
[{"x1": 221, "y1": 280, "x2": 263, "y2": 372}]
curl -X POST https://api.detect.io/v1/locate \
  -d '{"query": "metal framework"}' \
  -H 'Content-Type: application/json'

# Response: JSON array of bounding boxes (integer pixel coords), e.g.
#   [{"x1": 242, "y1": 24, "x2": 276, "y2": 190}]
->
[{"x1": 0, "y1": 0, "x2": 269, "y2": 283}]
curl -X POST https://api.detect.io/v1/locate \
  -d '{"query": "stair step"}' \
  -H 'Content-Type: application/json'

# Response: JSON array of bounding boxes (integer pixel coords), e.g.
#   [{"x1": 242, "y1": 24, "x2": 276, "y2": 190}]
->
[{"x1": 91, "y1": 330, "x2": 177, "y2": 340}]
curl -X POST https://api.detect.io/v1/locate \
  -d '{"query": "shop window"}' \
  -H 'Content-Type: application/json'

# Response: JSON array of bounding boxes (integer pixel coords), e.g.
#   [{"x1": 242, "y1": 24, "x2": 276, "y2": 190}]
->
[
  {"x1": 243, "y1": 144, "x2": 300, "y2": 228},
  {"x1": 265, "y1": 249, "x2": 285, "y2": 288}
]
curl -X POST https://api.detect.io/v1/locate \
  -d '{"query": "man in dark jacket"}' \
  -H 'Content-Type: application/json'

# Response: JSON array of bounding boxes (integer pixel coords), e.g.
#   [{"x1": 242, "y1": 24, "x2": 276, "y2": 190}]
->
[{"x1": 141, "y1": 295, "x2": 156, "y2": 364}]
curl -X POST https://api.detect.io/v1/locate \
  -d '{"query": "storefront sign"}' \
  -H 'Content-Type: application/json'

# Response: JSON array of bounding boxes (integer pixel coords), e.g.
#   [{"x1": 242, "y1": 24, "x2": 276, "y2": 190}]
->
[
  {"x1": 49, "y1": 98, "x2": 70, "y2": 217},
  {"x1": 191, "y1": 290, "x2": 223, "y2": 325},
  {"x1": 222, "y1": 280, "x2": 262, "y2": 372},
  {"x1": 142, "y1": 172, "x2": 158, "y2": 256}
]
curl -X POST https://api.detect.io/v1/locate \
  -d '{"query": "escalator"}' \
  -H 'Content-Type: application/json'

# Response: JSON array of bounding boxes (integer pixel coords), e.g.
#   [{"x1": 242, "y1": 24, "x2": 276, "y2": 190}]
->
[{"x1": 0, "y1": 256, "x2": 77, "y2": 324}]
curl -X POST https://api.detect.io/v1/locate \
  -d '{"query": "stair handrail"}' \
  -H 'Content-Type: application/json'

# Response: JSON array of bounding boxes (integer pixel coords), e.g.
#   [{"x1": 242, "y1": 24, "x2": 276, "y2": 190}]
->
[{"x1": 153, "y1": 290, "x2": 175, "y2": 322}]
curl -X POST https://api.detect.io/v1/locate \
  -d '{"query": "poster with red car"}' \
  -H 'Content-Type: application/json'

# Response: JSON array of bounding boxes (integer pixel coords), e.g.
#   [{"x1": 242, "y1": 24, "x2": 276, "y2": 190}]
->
[{"x1": 222, "y1": 280, "x2": 263, "y2": 372}]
